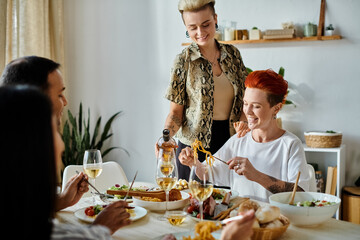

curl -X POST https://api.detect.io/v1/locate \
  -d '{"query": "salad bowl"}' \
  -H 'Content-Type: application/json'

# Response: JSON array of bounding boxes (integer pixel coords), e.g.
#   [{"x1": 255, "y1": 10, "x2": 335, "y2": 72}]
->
[{"x1": 269, "y1": 192, "x2": 340, "y2": 227}]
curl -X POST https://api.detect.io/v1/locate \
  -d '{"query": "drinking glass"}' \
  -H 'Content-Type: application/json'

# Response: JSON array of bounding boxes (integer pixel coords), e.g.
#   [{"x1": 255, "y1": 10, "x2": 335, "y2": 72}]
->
[
  {"x1": 188, "y1": 161, "x2": 214, "y2": 221},
  {"x1": 155, "y1": 148, "x2": 178, "y2": 220},
  {"x1": 83, "y1": 149, "x2": 103, "y2": 204}
]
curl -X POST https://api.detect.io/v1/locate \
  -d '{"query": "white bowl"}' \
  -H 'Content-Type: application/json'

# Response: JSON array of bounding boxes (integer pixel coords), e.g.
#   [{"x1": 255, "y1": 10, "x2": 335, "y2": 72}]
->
[
  {"x1": 269, "y1": 192, "x2": 340, "y2": 227},
  {"x1": 132, "y1": 191, "x2": 190, "y2": 211}
]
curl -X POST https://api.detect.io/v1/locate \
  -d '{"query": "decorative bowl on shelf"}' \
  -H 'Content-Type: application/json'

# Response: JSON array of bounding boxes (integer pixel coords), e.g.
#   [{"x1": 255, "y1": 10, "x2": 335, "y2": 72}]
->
[
  {"x1": 304, "y1": 131, "x2": 342, "y2": 148},
  {"x1": 269, "y1": 192, "x2": 341, "y2": 227}
]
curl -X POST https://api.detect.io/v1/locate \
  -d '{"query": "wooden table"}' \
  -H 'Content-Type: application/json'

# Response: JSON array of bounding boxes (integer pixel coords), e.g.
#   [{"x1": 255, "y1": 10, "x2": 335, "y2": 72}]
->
[{"x1": 56, "y1": 197, "x2": 360, "y2": 240}]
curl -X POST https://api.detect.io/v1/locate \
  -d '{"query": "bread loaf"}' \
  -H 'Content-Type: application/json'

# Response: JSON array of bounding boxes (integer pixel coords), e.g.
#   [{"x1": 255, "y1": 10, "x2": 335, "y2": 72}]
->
[
  {"x1": 255, "y1": 205, "x2": 280, "y2": 224},
  {"x1": 238, "y1": 199, "x2": 260, "y2": 213},
  {"x1": 263, "y1": 219, "x2": 283, "y2": 228}
]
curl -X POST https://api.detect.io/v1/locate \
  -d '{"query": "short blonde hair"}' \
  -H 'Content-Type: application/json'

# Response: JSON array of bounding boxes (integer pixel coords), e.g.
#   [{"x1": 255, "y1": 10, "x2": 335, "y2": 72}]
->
[{"x1": 178, "y1": 0, "x2": 215, "y2": 14}]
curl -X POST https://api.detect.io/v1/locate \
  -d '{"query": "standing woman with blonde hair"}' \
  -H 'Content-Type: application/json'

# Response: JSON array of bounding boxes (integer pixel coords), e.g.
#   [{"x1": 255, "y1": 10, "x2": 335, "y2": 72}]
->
[{"x1": 159, "y1": 0, "x2": 249, "y2": 180}]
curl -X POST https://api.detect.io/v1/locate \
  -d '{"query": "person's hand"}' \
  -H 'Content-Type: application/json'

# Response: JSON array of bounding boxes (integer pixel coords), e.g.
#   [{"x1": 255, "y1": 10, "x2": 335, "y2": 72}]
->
[
  {"x1": 234, "y1": 121, "x2": 250, "y2": 138},
  {"x1": 178, "y1": 147, "x2": 195, "y2": 167},
  {"x1": 220, "y1": 210, "x2": 255, "y2": 240},
  {"x1": 93, "y1": 200, "x2": 131, "y2": 234},
  {"x1": 228, "y1": 157, "x2": 259, "y2": 182},
  {"x1": 56, "y1": 172, "x2": 89, "y2": 211}
]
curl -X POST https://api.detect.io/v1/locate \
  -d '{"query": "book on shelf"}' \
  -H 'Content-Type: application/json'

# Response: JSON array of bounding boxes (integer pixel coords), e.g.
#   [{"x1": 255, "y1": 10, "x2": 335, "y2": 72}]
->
[
  {"x1": 263, "y1": 34, "x2": 295, "y2": 40},
  {"x1": 325, "y1": 166, "x2": 337, "y2": 195},
  {"x1": 265, "y1": 29, "x2": 295, "y2": 35}
]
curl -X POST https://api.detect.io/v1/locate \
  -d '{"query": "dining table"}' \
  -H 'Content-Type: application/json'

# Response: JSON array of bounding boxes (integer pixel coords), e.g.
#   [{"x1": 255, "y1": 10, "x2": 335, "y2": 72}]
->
[{"x1": 56, "y1": 192, "x2": 360, "y2": 240}]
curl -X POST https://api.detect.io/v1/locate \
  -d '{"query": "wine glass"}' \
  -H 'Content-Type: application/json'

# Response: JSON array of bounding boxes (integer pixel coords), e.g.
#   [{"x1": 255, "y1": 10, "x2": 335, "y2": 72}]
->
[
  {"x1": 155, "y1": 148, "x2": 178, "y2": 220},
  {"x1": 188, "y1": 160, "x2": 214, "y2": 221},
  {"x1": 83, "y1": 149, "x2": 103, "y2": 204}
]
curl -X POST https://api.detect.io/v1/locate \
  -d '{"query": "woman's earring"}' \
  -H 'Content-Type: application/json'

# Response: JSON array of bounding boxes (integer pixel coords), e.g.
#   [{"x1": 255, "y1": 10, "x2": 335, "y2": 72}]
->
[
  {"x1": 185, "y1": 31, "x2": 189, "y2": 38},
  {"x1": 215, "y1": 23, "x2": 219, "y2": 31}
]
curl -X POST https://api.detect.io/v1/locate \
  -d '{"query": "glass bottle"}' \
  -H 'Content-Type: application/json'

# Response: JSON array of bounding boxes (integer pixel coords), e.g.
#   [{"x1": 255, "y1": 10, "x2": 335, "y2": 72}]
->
[{"x1": 157, "y1": 129, "x2": 177, "y2": 162}]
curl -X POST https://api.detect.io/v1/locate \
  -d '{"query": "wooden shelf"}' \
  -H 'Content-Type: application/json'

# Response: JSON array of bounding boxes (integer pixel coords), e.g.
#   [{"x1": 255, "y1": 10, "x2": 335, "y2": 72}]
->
[{"x1": 181, "y1": 35, "x2": 341, "y2": 46}]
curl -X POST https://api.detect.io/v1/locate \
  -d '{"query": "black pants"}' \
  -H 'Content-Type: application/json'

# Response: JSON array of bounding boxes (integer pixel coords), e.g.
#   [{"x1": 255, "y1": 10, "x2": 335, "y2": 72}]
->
[{"x1": 175, "y1": 120, "x2": 230, "y2": 181}]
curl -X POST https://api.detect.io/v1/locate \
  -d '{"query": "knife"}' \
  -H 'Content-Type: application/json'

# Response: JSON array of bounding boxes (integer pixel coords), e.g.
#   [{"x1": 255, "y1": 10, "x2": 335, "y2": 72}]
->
[
  {"x1": 213, "y1": 192, "x2": 232, "y2": 217},
  {"x1": 124, "y1": 170, "x2": 138, "y2": 201}
]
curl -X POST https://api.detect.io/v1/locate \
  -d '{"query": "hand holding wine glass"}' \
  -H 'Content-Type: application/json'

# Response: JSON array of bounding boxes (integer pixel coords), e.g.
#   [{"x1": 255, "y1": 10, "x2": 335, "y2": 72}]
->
[
  {"x1": 83, "y1": 149, "x2": 103, "y2": 204},
  {"x1": 188, "y1": 160, "x2": 214, "y2": 221}
]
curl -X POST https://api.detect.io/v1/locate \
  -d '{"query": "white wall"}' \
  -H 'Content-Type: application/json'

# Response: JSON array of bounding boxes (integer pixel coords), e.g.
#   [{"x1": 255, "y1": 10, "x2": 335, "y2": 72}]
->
[{"x1": 64, "y1": 0, "x2": 360, "y2": 186}]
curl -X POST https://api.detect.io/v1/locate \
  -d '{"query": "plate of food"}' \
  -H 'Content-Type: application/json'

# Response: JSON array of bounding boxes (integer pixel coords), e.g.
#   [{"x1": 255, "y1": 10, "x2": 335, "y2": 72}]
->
[
  {"x1": 132, "y1": 190, "x2": 190, "y2": 211},
  {"x1": 212, "y1": 188, "x2": 239, "y2": 202},
  {"x1": 152, "y1": 221, "x2": 222, "y2": 240},
  {"x1": 186, "y1": 192, "x2": 248, "y2": 222},
  {"x1": 107, "y1": 184, "x2": 151, "y2": 199},
  {"x1": 184, "y1": 187, "x2": 238, "y2": 203},
  {"x1": 74, "y1": 204, "x2": 147, "y2": 223}
]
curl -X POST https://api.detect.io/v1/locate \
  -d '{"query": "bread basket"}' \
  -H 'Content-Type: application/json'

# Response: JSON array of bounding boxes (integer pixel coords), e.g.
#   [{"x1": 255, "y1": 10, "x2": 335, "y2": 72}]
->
[
  {"x1": 304, "y1": 131, "x2": 342, "y2": 148},
  {"x1": 252, "y1": 215, "x2": 290, "y2": 240}
]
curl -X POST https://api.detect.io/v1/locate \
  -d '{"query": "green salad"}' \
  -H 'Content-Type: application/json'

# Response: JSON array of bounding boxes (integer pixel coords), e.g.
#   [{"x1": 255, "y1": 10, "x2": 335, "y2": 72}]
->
[{"x1": 293, "y1": 199, "x2": 336, "y2": 207}]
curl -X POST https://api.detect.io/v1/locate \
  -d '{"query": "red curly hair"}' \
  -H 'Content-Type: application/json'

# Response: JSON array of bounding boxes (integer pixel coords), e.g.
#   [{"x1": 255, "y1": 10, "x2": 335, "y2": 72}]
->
[{"x1": 245, "y1": 69, "x2": 288, "y2": 106}]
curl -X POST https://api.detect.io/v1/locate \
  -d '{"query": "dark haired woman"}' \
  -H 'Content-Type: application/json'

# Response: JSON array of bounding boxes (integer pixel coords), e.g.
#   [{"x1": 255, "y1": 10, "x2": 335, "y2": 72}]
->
[
  {"x1": 179, "y1": 70, "x2": 311, "y2": 202},
  {"x1": 157, "y1": 0, "x2": 250, "y2": 181},
  {"x1": 0, "y1": 85, "x2": 130, "y2": 239}
]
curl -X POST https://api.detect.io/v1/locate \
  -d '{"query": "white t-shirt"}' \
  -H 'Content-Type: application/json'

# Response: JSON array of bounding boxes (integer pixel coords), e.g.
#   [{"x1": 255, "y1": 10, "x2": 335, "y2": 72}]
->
[{"x1": 211, "y1": 131, "x2": 310, "y2": 202}]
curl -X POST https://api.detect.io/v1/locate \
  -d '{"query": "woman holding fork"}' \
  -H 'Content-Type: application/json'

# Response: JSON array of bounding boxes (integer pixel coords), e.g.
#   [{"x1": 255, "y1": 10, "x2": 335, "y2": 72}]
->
[{"x1": 179, "y1": 70, "x2": 311, "y2": 202}]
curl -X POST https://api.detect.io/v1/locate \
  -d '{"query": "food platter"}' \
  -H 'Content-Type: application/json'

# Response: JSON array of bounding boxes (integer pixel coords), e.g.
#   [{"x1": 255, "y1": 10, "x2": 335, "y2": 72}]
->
[
  {"x1": 183, "y1": 188, "x2": 239, "y2": 203},
  {"x1": 132, "y1": 191, "x2": 190, "y2": 211},
  {"x1": 152, "y1": 230, "x2": 221, "y2": 240},
  {"x1": 74, "y1": 205, "x2": 147, "y2": 223}
]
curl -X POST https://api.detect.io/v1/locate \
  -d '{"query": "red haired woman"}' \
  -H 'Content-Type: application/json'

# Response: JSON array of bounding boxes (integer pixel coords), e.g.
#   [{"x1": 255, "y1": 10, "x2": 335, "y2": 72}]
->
[{"x1": 179, "y1": 69, "x2": 311, "y2": 202}]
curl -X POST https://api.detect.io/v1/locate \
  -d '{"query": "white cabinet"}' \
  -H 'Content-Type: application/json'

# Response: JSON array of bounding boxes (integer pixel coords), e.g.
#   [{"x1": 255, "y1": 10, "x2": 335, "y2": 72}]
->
[{"x1": 303, "y1": 144, "x2": 346, "y2": 219}]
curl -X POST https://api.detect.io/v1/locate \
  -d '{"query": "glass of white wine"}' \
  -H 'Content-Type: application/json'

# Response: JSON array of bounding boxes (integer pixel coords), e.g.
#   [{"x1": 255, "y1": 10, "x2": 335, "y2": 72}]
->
[
  {"x1": 188, "y1": 161, "x2": 214, "y2": 221},
  {"x1": 156, "y1": 148, "x2": 178, "y2": 221},
  {"x1": 83, "y1": 149, "x2": 103, "y2": 204}
]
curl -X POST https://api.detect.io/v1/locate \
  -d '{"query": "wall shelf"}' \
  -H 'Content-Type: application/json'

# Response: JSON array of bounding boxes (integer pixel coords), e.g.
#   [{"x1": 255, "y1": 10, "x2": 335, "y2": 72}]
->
[{"x1": 181, "y1": 35, "x2": 342, "y2": 46}]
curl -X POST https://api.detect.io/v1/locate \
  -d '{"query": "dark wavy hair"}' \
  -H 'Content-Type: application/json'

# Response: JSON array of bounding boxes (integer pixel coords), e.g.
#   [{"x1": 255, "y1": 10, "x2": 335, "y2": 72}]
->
[
  {"x1": 1, "y1": 56, "x2": 60, "y2": 91},
  {"x1": 0, "y1": 85, "x2": 56, "y2": 239}
]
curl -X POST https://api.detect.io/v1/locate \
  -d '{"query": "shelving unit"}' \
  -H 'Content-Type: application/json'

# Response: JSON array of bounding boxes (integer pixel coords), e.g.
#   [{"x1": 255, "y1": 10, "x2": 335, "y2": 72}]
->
[
  {"x1": 303, "y1": 144, "x2": 346, "y2": 220},
  {"x1": 181, "y1": 35, "x2": 341, "y2": 46}
]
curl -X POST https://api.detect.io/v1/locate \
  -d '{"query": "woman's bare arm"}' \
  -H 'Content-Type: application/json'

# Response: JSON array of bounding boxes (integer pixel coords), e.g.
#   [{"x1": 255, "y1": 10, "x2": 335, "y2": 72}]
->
[
  {"x1": 256, "y1": 172, "x2": 304, "y2": 194},
  {"x1": 164, "y1": 102, "x2": 184, "y2": 137}
]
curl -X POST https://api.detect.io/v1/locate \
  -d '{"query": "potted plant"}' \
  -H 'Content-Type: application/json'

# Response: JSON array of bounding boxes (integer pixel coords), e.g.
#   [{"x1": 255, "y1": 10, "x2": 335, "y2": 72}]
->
[
  {"x1": 325, "y1": 24, "x2": 334, "y2": 36},
  {"x1": 249, "y1": 27, "x2": 261, "y2": 40},
  {"x1": 62, "y1": 102, "x2": 127, "y2": 168}
]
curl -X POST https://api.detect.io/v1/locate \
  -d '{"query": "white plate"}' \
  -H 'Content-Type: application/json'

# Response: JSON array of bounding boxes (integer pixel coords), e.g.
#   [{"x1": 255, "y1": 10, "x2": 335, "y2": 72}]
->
[
  {"x1": 74, "y1": 205, "x2": 147, "y2": 223},
  {"x1": 152, "y1": 230, "x2": 221, "y2": 240},
  {"x1": 132, "y1": 191, "x2": 190, "y2": 211}
]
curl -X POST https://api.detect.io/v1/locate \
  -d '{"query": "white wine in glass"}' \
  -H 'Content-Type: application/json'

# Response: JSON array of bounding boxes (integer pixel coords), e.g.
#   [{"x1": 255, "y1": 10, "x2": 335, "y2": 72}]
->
[
  {"x1": 188, "y1": 162, "x2": 214, "y2": 221},
  {"x1": 83, "y1": 149, "x2": 103, "y2": 204},
  {"x1": 156, "y1": 149, "x2": 178, "y2": 220}
]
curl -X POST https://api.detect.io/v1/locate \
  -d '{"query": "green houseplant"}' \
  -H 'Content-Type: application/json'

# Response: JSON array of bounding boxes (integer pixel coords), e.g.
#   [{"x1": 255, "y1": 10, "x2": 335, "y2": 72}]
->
[{"x1": 62, "y1": 103, "x2": 125, "y2": 167}]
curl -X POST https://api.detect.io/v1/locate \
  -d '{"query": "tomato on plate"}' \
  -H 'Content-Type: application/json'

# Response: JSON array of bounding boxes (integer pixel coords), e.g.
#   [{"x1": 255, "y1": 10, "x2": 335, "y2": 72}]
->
[
  {"x1": 85, "y1": 207, "x2": 95, "y2": 216},
  {"x1": 187, "y1": 205, "x2": 197, "y2": 214}
]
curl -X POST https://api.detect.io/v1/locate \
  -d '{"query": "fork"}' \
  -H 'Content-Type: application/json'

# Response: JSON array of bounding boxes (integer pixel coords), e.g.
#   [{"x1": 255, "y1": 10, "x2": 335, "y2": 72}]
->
[{"x1": 75, "y1": 170, "x2": 113, "y2": 202}]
